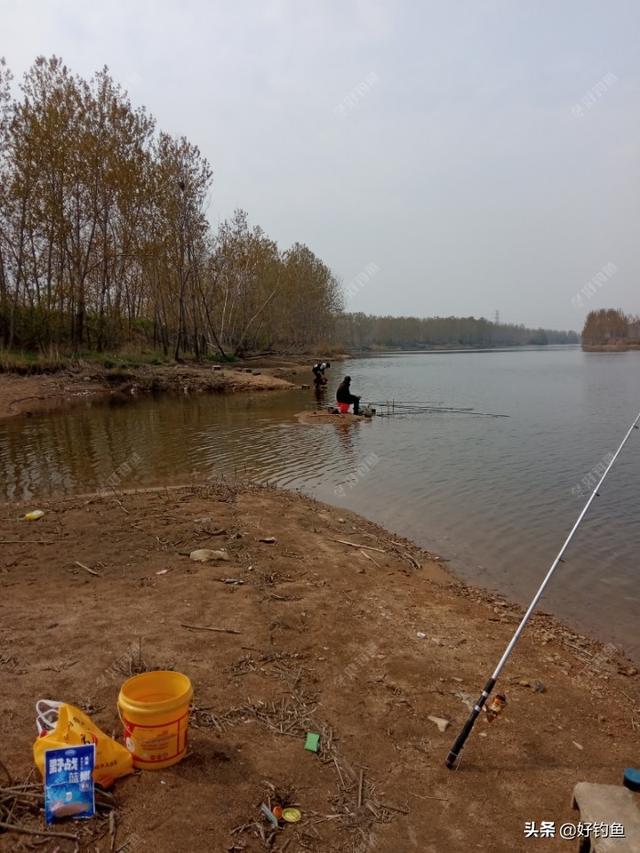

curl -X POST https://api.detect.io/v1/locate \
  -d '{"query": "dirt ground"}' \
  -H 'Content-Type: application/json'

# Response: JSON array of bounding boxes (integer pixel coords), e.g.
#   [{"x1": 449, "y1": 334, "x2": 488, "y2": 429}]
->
[
  {"x1": 1, "y1": 483, "x2": 639, "y2": 852},
  {"x1": 0, "y1": 356, "x2": 325, "y2": 420}
]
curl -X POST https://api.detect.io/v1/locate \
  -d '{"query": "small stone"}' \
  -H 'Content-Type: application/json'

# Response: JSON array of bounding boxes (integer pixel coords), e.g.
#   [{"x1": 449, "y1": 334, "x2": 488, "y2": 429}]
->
[
  {"x1": 416, "y1": 632, "x2": 427, "y2": 639},
  {"x1": 572, "y1": 741, "x2": 583, "y2": 750},
  {"x1": 427, "y1": 715, "x2": 450, "y2": 733},
  {"x1": 189, "y1": 549, "x2": 230, "y2": 562},
  {"x1": 338, "y1": 517, "x2": 346, "y2": 523},
  {"x1": 259, "y1": 536, "x2": 277, "y2": 544},
  {"x1": 621, "y1": 666, "x2": 638, "y2": 677},
  {"x1": 193, "y1": 516, "x2": 213, "y2": 524}
]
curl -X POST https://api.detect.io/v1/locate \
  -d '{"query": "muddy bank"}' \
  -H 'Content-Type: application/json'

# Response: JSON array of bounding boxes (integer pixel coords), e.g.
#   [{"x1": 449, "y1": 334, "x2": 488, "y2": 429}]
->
[
  {"x1": 1, "y1": 484, "x2": 638, "y2": 852},
  {"x1": 0, "y1": 358, "x2": 316, "y2": 420},
  {"x1": 295, "y1": 410, "x2": 372, "y2": 426}
]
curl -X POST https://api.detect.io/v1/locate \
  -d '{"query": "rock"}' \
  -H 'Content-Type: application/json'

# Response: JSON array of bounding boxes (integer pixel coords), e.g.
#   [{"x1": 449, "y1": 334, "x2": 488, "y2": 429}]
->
[
  {"x1": 427, "y1": 715, "x2": 450, "y2": 733},
  {"x1": 416, "y1": 632, "x2": 427, "y2": 639},
  {"x1": 259, "y1": 536, "x2": 277, "y2": 544},
  {"x1": 193, "y1": 516, "x2": 213, "y2": 524},
  {"x1": 189, "y1": 549, "x2": 230, "y2": 562},
  {"x1": 518, "y1": 678, "x2": 546, "y2": 693},
  {"x1": 455, "y1": 691, "x2": 475, "y2": 711},
  {"x1": 573, "y1": 741, "x2": 584, "y2": 750},
  {"x1": 338, "y1": 517, "x2": 346, "y2": 523}
]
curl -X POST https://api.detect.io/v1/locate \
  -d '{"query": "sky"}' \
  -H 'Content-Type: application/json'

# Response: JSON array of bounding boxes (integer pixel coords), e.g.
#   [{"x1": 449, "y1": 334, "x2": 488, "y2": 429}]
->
[{"x1": 1, "y1": 0, "x2": 639, "y2": 332}]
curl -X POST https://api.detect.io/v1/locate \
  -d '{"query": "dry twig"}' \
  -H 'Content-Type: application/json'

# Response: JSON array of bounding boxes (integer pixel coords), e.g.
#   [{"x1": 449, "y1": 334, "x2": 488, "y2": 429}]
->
[
  {"x1": 329, "y1": 538, "x2": 386, "y2": 553},
  {"x1": 180, "y1": 623, "x2": 241, "y2": 634}
]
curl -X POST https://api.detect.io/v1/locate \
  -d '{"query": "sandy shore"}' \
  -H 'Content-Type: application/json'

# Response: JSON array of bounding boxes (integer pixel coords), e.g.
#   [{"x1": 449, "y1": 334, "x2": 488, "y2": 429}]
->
[
  {"x1": 0, "y1": 355, "x2": 324, "y2": 420},
  {"x1": 1, "y1": 484, "x2": 638, "y2": 852}
]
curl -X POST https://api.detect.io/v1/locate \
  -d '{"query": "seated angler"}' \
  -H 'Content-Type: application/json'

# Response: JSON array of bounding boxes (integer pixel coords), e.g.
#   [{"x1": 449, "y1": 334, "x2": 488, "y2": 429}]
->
[{"x1": 336, "y1": 375, "x2": 361, "y2": 415}]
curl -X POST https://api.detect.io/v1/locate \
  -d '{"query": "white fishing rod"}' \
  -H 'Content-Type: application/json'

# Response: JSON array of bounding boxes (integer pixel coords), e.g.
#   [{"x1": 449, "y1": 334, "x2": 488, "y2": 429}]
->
[{"x1": 445, "y1": 409, "x2": 640, "y2": 769}]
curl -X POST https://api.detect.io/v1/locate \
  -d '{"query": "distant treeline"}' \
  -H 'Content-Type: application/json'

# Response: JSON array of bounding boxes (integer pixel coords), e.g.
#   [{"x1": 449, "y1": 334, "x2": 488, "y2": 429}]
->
[
  {"x1": 581, "y1": 309, "x2": 640, "y2": 348},
  {"x1": 336, "y1": 313, "x2": 579, "y2": 350},
  {"x1": 0, "y1": 57, "x2": 341, "y2": 358}
]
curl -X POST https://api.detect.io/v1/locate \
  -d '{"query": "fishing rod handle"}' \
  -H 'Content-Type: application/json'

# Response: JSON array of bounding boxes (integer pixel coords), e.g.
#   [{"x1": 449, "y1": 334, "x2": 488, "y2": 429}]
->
[{"x1": 445, "y1": 677, "x2": 496, "y2": 769}]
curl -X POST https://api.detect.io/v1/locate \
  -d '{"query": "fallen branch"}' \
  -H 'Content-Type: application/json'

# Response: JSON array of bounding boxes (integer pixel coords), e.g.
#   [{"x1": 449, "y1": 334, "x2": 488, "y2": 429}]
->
[
  {"x1": 400, "y1": 551, "x2": 421, "y2": 570},
  {"x1": 378, "y1": 801, "x2": 409, "y2": 815},
  {"x1": 180, "y1": 623, "x2": 241, "y2": 635},
  {"x1": 109, "y1": 809, "x2": 117, "y2": 852},
  {"x1": 0, "y1": 820, "x2": 78, "y2": 841},
  {"x1": 359, "y1": 549, "x2": 382, "y2": 569},
  {"x1": 74, "y1": 560, "x2": 100, "y2": 576},
  {"x1": 329, "y1": 538, "x2": 386, "y2": 554}
]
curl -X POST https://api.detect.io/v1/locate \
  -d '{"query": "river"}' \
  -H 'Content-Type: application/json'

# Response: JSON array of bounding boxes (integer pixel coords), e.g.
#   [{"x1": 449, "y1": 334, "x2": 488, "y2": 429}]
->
[{"x1": 2, "y1": 346, "x2": 639, "y2": 659}]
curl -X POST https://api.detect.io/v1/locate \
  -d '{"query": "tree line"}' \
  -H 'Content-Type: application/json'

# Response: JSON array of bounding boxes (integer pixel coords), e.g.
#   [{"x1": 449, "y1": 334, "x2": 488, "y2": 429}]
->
[
  {"x1": 337, "y1": 313, "x2": 579, "y2": 350},
  {"x1": 581, "y1": 309, "x2": 640, "y2": 347},
  {"x1": 0, "y1": 56, "x2": 579, "y2": 362},
  {"x1": 0, "y1": 56, "x2": 342, "y2": 358}
]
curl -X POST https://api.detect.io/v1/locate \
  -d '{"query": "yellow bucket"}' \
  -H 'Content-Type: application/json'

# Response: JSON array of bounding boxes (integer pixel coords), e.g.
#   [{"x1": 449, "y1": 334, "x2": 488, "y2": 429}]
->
[{"x1": 117, "y1": 670, "x2": 193, "y2": 770}]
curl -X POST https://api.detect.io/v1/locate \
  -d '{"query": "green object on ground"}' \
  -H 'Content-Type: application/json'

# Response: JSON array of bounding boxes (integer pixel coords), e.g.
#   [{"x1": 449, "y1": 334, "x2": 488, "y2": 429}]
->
[
  {"x1": 283, "y1": 807, "x2": 302, "y2": 823},
  {"x1": 304, "y1": 731, "x2": 320, "y2": 752}
]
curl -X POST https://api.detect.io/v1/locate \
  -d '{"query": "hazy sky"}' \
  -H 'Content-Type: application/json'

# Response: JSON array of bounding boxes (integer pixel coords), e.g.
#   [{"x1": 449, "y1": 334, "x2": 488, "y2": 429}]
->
[{"x1": 2, "y1": 0, "x2": 639, "y2": 331}]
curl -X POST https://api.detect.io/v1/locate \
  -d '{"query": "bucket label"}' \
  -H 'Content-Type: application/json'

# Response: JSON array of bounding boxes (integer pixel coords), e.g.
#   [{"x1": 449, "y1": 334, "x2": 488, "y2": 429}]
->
[{"x1": 123, "y1": 713, "x2": 188, "y2": 765}]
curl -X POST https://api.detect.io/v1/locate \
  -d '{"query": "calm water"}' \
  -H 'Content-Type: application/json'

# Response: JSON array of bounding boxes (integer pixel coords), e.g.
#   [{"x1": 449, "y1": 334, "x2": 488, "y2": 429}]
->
[{"x1": 2, "y1": 347, "x2": 639, "y2": 659}]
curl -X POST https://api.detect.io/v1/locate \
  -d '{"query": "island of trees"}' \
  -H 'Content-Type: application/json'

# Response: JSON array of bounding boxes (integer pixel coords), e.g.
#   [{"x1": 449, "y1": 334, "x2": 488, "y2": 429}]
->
[
  {"x1": 0, "y1": 56, "x2": 578, "y2": 363},
  {"x1": 581, "y1": 310, "x2": 640, "y2": 350}
]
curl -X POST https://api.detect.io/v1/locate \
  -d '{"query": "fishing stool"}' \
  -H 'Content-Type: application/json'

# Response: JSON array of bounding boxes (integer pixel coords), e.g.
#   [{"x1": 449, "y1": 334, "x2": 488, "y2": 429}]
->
[{"x1": 571, "y1": 781, "x2": 640, "y2": 851}]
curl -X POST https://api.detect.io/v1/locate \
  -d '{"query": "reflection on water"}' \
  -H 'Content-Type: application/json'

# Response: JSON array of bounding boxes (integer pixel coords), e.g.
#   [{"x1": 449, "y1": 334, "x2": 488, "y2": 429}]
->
[{"x1": 1, "y1": 347, "x2": 639, "y2": 660}]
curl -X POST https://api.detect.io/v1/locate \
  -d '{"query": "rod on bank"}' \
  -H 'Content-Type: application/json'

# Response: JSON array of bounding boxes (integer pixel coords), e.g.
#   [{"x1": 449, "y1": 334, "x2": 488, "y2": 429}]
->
[{"x1": 445, "y1": 409, "x2": 640, "y2": 770}]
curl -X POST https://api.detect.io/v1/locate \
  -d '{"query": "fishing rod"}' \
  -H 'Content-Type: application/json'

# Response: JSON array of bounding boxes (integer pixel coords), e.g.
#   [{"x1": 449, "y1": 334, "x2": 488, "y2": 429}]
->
[
  {"x1": 366, "y1": 401, "x2": 509, "y2": 418},
  {"x1": 369, "y1": 401, "x2": 475, "y2": 412},
  {"x1": 445, "y1": 409, "x2": 640, "y2": 770}
]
